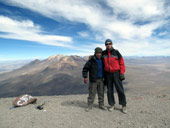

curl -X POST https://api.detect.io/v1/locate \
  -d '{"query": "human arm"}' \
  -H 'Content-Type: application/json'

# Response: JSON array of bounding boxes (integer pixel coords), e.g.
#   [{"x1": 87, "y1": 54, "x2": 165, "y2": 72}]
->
[{"x1": 82, "y1": 60, "x2": 92, "y2": 84}]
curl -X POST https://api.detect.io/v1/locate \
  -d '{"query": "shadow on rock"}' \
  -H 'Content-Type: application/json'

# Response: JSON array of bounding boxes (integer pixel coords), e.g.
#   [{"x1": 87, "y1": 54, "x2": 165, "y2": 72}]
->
[{"x1": 61, "y1": 100, "x2": 87, "y2": 108}]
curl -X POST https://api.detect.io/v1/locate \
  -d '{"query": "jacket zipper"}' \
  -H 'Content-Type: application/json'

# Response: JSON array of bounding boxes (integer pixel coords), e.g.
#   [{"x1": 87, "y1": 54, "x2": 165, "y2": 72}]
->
[{"x1": 108, "y1": 50, "x2": 111, "y2": 72}]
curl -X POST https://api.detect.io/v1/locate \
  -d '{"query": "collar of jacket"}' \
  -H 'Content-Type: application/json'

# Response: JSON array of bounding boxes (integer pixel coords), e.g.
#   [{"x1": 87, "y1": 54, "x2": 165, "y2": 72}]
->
[
  {"x1": 92, "y1": 55, "x2": 102, "y2": 61},
  {"x1": 106, "y1": 47, "x2": 114, "y2": 51},
  {"x1": 93, "y1": 55, "x2": 96, "y2": 60},
  {"x1": 88, "y1": 55, "x2": 96, "y2": 61}
]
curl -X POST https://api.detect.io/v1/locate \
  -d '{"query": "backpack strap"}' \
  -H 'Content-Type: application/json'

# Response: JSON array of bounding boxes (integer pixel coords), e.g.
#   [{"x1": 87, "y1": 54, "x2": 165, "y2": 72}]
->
[{"x1": 114, "y1": 49, "x2": 121, "y2": 60}]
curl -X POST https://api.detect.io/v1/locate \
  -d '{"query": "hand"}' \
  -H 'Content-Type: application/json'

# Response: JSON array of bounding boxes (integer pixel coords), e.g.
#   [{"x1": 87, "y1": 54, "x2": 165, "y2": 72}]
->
[
  {"x1": 120, "y1": 74, "x2": 125, "y2": 81},
  {"x1": 84, "y1": 78, "x2": 88, "y2": 84}
]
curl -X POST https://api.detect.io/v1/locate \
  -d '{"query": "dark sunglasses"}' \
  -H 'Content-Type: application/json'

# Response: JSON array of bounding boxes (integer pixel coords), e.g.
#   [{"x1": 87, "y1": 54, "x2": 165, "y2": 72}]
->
[{"x1": 105, "y1": 43, "x2": 112, "y2": 46}]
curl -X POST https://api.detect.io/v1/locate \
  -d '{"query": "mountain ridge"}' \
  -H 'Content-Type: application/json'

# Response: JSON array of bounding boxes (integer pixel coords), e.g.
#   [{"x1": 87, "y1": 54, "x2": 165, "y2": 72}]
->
[
  {"x1": 0, "y1": 55, "x2": 87, "y2": 97},
  {"x1": 0, "y1": 55, "x2": 170, "y2": 98}
]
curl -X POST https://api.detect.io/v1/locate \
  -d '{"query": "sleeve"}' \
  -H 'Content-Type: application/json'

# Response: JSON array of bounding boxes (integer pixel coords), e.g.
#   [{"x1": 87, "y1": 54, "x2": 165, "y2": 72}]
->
[
  {"x1": 117, "y1": 51, "x2": 126, "y2": 74},
  {"x1": 82, "y1": 60, "x2": 92, "y2": 78}
]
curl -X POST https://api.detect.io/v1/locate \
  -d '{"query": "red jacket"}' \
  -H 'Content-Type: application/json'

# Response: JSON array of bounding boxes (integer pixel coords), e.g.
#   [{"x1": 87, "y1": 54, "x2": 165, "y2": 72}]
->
[{"x1": 102, "y1": 48, "x2": 125, "y2": 74}]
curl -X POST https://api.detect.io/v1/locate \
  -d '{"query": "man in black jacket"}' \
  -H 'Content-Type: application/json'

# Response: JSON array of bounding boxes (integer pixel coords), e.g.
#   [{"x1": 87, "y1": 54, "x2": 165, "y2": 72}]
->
[{"x1": 82, "y1": 47, "x2": 107, "y2": 112}]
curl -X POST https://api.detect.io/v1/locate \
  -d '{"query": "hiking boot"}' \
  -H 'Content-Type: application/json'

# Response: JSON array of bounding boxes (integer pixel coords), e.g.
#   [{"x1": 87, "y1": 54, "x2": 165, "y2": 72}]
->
[
  {"x1": 122, "y1": 106, "x2": 127, "y2": 114},
  {"x1": 85, "y1": 106, "x2": 92, "y2": 112},
  {"x1": 108, "y1": 105, "x2": 114, "y2": 112},
  {"x1": 99, "y1": 105, "x2": 107, "y2": 111}
]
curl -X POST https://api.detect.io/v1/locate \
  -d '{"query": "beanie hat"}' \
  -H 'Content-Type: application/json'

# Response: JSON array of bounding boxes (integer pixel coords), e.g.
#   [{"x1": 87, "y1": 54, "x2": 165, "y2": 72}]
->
[
  {"x1": 105, "y1": 39, "x2": 112, "y2": 45},
  {"x1": 95, "y1": 47, "x2": 102, "y2": 53}
]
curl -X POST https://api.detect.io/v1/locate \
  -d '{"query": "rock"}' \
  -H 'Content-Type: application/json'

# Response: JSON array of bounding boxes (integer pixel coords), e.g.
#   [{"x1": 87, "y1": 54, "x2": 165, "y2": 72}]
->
[
  {"x1": 137, "y1": 96, "x2": 144, "y2": 100},
  {"x1": 147, "y1": 125, "x2": 152, "y2": 128},
  {"x1": 157, "y1": 95, "x2": 167, "y2": 98}
]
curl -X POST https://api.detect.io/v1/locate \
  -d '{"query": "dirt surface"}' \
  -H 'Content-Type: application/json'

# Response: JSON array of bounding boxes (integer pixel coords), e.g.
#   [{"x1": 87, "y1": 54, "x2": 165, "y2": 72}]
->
[{"x1": 0, "y1": 87, "x2": 170, "y2": 128}]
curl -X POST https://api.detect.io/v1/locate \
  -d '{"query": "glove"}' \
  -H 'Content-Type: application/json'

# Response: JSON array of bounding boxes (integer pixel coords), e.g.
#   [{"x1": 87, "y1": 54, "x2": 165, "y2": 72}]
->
[
  {"x1": 120, "y1": 74, "x2": 125, "y2": 81},
  {"x1": 84, "y1": 78, "x2": 88, "y2": 84}
]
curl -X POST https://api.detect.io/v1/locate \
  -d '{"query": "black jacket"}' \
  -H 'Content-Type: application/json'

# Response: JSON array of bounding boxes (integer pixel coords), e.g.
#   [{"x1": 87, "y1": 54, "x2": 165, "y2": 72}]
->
[{"x1": 82, "y1": 55, "x2": 104, "y2": 82}]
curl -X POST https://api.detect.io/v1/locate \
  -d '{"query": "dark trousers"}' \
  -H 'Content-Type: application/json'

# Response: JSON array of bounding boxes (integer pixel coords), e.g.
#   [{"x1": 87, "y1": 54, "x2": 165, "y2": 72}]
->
[
  {"x1": 105, "y1": 71, "x2": 127, "y2": 106},
  {"x1": 88, "y1": 79, "x2": 104, "y2": 106}
]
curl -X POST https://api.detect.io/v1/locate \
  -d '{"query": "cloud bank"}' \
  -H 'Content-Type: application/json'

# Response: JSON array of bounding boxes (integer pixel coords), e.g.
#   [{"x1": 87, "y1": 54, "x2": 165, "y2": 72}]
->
[
  {"x1": 0, "y1": 15, "x2": 72, "y2": 47},
  {"x1": 0, "y1": 0, "x2": 170, "y2": 56}
]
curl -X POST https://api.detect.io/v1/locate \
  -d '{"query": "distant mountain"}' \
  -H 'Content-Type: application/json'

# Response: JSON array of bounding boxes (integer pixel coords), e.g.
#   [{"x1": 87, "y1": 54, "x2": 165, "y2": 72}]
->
[
  {"x1": 0, "y1": 55, "x2": 87, "y2": 97},
  {"x1": 0, "y1": 60, "x2": 33, "y2": 74},
  {"x1": 0, "y1": 55, "x2": 170, "y2": 98}
]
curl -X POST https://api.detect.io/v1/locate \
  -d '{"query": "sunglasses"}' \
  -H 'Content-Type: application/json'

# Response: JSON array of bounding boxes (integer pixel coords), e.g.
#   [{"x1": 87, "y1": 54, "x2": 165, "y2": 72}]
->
[{"x1": 105, "y1": 43, "x2": 112, "y2": 46}]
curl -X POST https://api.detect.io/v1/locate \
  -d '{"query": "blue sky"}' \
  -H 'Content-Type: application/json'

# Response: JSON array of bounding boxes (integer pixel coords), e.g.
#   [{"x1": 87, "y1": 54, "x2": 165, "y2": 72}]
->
[{"x1": 0, "y1": 0, "x2": 170, "y2": 61}]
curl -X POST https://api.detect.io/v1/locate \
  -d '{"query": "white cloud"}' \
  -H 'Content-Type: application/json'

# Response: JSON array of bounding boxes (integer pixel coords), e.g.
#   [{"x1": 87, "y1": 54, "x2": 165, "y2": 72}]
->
[
  {"x1": 105, "y1": 0, "x2": 165, "y2": 20},
  {"x1": 0, "y1": 15, "x2": 72, "y2": 47},
  {"x1": 68, "y1": 52, "x2": 93, "y2": 57},
  {"x1": 3, "y1": 0, "x2": 106, "y2": 27},
  {"x1": 68, "y1": 42, "x2": 106, "y2": 56},
  {"x1": 78, "y1": 31, "x2": 89, "y2": 38},
  {"x1": 3, "y1": 0, "x2": 169, "y2": 40},
  {"x1": 113, "y1": 38, "x2": 170, "y2": 56},
  {"x1": 1, "y1": 0, "x2": 170, "y2": 56},
  {"x1": 69, "y1": 38, "x2": 170, "y2": 57},
  {"x1": 158, "y1": 31, "x2": 169, "y2": 36}
]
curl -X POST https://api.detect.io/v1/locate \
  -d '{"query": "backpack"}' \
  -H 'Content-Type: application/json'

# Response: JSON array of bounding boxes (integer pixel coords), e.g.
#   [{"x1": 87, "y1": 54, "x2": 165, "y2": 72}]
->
[{"x1": 13, "y1": 94, "x2": 37, "y2": 107}]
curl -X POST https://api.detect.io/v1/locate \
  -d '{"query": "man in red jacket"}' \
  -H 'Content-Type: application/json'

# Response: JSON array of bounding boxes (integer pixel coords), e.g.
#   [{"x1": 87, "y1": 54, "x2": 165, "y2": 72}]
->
[{"x1": 102, "y1": 39, "x2": 127, "y2": 114}]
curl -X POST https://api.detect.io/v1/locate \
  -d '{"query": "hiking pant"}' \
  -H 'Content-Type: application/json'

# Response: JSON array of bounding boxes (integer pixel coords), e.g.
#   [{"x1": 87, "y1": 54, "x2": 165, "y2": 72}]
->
[
  {"x1": 88, "y1": 79, "x2": 104, "y2": 107},
  {"x1": 105, "y1": 71, "x2": 127, "y2": 106}
]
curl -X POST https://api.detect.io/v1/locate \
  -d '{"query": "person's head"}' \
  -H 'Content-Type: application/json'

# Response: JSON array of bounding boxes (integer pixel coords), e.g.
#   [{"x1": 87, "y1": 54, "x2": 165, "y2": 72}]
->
[
  {"x1": 105, "y1": 39, "x2": 112, "y2": 50},
  {"x1": 94, "y1": 47, "x2": 102, "y2": 59}
]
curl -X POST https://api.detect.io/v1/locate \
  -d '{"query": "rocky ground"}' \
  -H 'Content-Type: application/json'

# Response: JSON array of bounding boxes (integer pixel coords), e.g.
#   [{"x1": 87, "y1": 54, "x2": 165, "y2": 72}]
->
[{"x1": 0, "y1": 86, "x2": 170, "y2": 128}]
